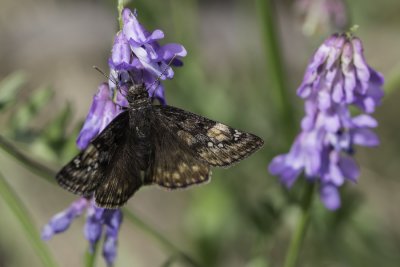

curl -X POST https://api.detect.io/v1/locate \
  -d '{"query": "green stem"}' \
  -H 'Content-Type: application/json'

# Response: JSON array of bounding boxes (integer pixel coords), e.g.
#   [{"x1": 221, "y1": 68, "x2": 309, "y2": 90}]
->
[
  {"x1": 283, "y1": 182, "x2": 315, "y2": 267},
  {"x1": 0, "y1": 134, "x2": 201, "y2": 266},
  {"x1": 0, "y1": 135, "x2": 56, "y2": 183},
  {"x1": 117, "y1": 0, "x2": 125, "y2": 30},
  {"x1": 0, "y1": 171, "x2": 58, "y2": 267},
  {"x1": 85, "y1": 243, "x2": 98, "y2": 267},
  {"x1": 255, "y1": 0, "x2": 296, "y2": 142},
  {"x1": 123, "y1": 209, "x2": 201, "y2": 267},
  {"x1": 385, "y1": 66, "x2": 400, "y2": 95}
]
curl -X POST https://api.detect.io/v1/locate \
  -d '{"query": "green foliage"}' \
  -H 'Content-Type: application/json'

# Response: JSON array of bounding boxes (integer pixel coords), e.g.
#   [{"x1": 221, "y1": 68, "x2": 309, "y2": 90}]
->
[
  {"x1": 0, "y1": 172, "x2": 58, "y2": 267},
  {"x1": 10, "y1": 87, "x2": 54, "y2": 133},
  {"x1": 0, "y1": 71, "x2": 26, "y2": 111},
  {"x1": 0, "y1": 74, "x2": 82, "y2": 266},
  {"x1": 0, "y1": 76, "x2": 80, "y2": 163}
]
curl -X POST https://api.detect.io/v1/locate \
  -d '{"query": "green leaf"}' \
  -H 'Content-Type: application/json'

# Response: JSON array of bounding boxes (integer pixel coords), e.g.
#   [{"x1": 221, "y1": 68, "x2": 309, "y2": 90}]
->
[
  {"x1": 29, "y1": 140, "x2": 59, "y2": 163},
  {"x1": 39, "y1": 102, "x2": 73, "y2": 155},
  {"x1": 0, "y1": 71, "x2": 26, "y2": 110},
  {"x1": 10, "y1": 87, "x2": 54, "y2": 134},
  {"x1": 0, "y1": 171, "x2": 58, "y2": 267},
  {"x1": 32, "y1": 103, "x2": 79, "y2": 162},
  {"x1": 59, "y1": 121, "x2": 81, "y2": 162}
]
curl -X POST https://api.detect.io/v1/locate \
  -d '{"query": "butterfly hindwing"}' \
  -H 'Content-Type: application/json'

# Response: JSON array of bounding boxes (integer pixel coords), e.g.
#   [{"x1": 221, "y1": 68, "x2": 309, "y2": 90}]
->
[
  {"x1": 154, "y1": 105, "x2": 264, "y2": 167},
  {"x1": 145, "y1": 115, "x2": 211, "y2": 189},
  {"x1": 56, "y1": 111, "x2": 129, "y2": 197}
]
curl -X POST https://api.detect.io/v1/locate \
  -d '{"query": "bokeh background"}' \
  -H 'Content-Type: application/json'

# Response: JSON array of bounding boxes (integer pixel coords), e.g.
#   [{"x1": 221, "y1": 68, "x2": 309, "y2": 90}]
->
[{"x1": 0, "y1": 0, "x2": 400, "y2": 266}]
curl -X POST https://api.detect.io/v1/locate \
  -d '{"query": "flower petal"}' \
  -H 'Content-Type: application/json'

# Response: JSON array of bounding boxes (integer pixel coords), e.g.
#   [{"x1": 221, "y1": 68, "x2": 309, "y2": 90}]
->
[
  {"x1": 102, "y1": 210, "x2": 123, "y2": 266},
  {"x1": 352, "y1": 114, "x2": 377, "y2": 128},
  {"x1": 158, "y1": 43, "x2": 188, "y2": 60},
  {"x1": 352, "y1": 128, "x2": 380, "y2": 146},
  {"x1": 122, "y1": 8, "x2": 148, "y2": 45},
  {"x1": 109, "y1": 32, "x2": 132, "y2": 70},
  {"x1": 352, "y1": 38, "x2": 370, "y2": 93},
  {"x1": 42, "y1": 198, "x2": 88, "y2": 240},
  {"x1": 268, "y1": 155, "x2": 301, "y2": 188},
  {"x1": 320, "y1": 184, "x2": 341, "y2": 210},
  {"x1": 84, "y1": 204, "x2": 105, "y2": 252},
  {"x1": 76, "y1": 84, "x2": 119, "y2": 150},
  {"x1": 339, "y1": 156, "x2": 359, "y2": 182}
]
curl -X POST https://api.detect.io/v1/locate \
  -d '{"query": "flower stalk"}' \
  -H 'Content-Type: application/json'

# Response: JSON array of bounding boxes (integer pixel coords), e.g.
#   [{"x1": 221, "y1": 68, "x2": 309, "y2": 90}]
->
[
  {"x1": 255, "y1": 0, "x2": 297, "y2": 143},
  {"x1": 386, "y1": 65, "x2": 400, "y2": 94},
  {"x1": 0, "y1": 171, "x2": 58, "y2": 267},
  {"x1": 85, "y1": 242, "x2": 99, "y2": 267},
  {"x1": 283, "y1": 182, "x2": 315, "y2": 267},
  {"x1": 0, "y1": 135, "x2": 56, "y2": 183},
  {"x1": 117, "y1": 0, "x2": 125, "y2": 30}
]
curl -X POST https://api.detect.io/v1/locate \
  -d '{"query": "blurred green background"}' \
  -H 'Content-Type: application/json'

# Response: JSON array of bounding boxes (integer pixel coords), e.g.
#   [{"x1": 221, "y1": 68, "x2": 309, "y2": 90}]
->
[{"x1": 0, "y1": 0, "x2": 400, "y2": 266}]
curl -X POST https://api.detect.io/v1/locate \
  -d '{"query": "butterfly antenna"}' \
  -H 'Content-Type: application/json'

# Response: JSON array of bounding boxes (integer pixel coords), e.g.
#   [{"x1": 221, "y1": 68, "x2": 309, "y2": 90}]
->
[
  {"x1": 93, "y1": 66, "x2": 127, "y2": 107},
  {"x1": 149, "y1": 54, "x2": 178, "y2": 98},
  {"x1": 93, "y1": 66, "x2": 119, "y2": 89}
]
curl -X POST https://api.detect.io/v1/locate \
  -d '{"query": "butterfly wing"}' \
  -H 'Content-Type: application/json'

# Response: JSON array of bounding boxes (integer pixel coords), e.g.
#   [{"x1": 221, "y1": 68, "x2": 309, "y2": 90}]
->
[
  {"x1": 145, "y1": 113, "x2": 211, "y2": 189},
  {"x1": 93, "y1": 133, "x2": 144, "y2": 208},
  {"x1": 57, "y1": 110, "x2": 145, "y2": 208},
  {"x1": 153, "y1": 105, "x2": 264, "y2": 167},
  {"x1": 56, "y1": 111, "x2": 130, "y2": 196}
]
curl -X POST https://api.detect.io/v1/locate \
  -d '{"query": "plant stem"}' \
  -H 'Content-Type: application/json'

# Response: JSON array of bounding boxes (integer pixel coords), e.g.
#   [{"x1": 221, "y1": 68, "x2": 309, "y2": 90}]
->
[
  {"x1": 85, "y1": 243, "x2": 98, "y2": 267},
  {"x1": 283, "y1": 182, "x2": 315, "y2": 267},
  {"x1": 0, "y1": 171, "x2": 58, "y2": 267},
  {"x1": 255, "y1": 0, "x2": 296, "y2": 142},
  {"x1": 385, "y1": 66, "x2": 400, "y2": 95},
  {"x1": 0, "y1": 135, "x2": 56, "y2": 183},
  {"x1": 118, "y1": 0, "x2": 125, "y2": 30},
  {"x1": 123, "y1": 209, "x2": 202, "y2": 267}
]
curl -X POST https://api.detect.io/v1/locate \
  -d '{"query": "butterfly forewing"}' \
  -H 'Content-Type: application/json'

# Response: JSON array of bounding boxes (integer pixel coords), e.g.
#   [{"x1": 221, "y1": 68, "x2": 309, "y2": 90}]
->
[
  {"x1": 56, "y1": 111, "x2": 129, "y2": 197},
  {"x1": 154, "y1": 105, "x2": 264, "y2": 167},
  {"x1": 145, "y1": 116, "x2": 211, "y2": 189}
]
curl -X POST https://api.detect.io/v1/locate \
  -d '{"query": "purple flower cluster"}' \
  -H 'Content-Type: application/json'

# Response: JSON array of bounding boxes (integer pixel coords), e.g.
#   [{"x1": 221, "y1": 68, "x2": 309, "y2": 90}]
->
[
  {"x1": 108, "y1": 8, "x2": 186, "y2": 106},
  {"x1": 42, "y1": 198, "x2": 122, "y2": 266},
  {"x1": 44, "y1": 8, "x2": 186, "y2": 266},
  {"x1": 268, "y1": 33, "x2": 384, "y2": 210}
]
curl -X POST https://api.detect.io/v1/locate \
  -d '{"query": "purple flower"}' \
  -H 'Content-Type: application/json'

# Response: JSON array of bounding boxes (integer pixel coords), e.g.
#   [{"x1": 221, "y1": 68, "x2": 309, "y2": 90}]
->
[
  {"x1": 78, "y1": 8, "x2": 186, "y2": 149},
  {"x1": 42, "y1": 198, "x2": 88, "y2": 240},
  {"x1": 42, "y1": 198, "x2": 123, "y2": 266},
  {"x1": 84, "y1": 204, "x2": 123, "y2": 266},
  {"x1": 268, "y1": 33, "x2": 383, "y2": 210},
  {"x1": 295, "y1": 0, "x2": 348, "y2": 35},
  {"x1": 76, "y1": 83, "x2": 123, "y2": 150},
  {"x1": 102, "y1": 209, "x2": 123, "y2": 265},
  {"x1": 108, "y1": 8, "x2": 186, "y2": 104}
]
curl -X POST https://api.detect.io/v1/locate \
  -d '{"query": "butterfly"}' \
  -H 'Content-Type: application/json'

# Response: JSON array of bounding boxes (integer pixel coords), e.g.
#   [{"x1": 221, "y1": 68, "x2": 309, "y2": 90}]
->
[{"x1": 56, "y1": 83, "x2": 264, "y2": 208}]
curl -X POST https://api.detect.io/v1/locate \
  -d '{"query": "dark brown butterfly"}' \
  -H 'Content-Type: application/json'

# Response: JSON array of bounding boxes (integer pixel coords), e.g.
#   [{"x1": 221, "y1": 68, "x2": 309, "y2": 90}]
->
[{"x1": 56, "y1": 84, "x2": 264, "y2": 208}]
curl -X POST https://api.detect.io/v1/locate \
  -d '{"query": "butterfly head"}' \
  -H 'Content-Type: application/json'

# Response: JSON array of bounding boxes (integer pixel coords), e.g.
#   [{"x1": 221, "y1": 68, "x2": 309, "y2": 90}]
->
[{"x1": 127, "y1": 83, "x2": 150, "y2": 108}]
